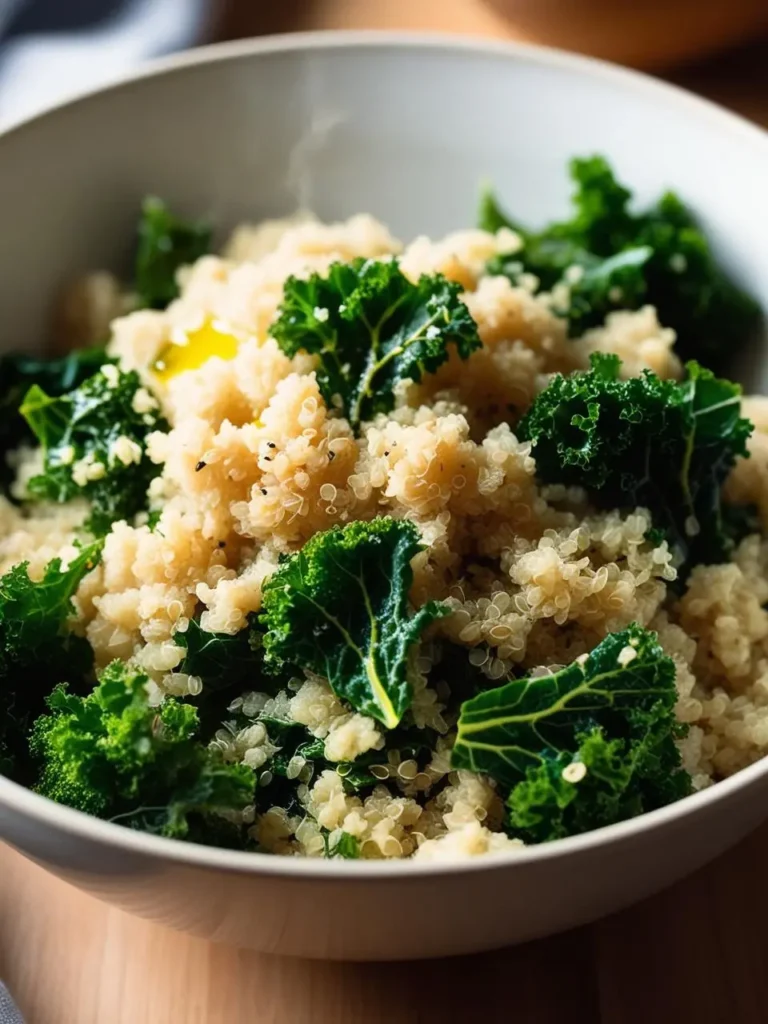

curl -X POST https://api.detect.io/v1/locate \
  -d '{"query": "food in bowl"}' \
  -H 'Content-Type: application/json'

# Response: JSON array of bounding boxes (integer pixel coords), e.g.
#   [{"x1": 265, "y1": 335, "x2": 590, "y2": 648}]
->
[{"x1": 0, "y1": 156, "x2": 765, "y2": 862}]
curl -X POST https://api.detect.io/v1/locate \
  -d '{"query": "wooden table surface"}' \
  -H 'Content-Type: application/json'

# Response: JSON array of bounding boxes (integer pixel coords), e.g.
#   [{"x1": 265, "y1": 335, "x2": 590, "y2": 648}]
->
[{"x1": 4, "y1": 4, "x2": 768, "y2": 1022}]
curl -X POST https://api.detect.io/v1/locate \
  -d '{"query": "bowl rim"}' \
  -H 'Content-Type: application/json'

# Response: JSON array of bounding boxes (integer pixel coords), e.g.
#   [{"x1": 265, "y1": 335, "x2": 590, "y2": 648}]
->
[{"x1": 2, "y1": 28, "x2": 768, "y2": 879}]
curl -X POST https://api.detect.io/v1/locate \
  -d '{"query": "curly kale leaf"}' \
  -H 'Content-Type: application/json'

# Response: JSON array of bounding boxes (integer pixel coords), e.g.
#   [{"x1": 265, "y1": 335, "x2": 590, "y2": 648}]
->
[
  {"x1": 21, "y1": 365, "x2": 167, "y2": 534},
  {"x1": 0, "y1": 347, "x2": 110, "y2": 494},
  {"x1": 135, "y1": 197, "x2": 211, "y2": 310},
  {"x1": 260, "y1": 517, "x2": 448, "y2": 729},
  {"x1": 451, "y1": 624, "x2": 691, "y2": 839},
  {"x1": 518, "y1": 352, "x2": 752, "y2": 567},
  {"x1": 31, "y1": 662, "x2": 254, "y2": 844},
  {"x1": 0, "y1": 542, "x2": 102, "y2": 780},
  {"x1": 552, "y1": 154, "x2": 636, "y2": 255},
  {"x1": 482, "y1": 156, "x2": 760, "y2": 364},
  {"x1": 507, "y1": 712, "x2": 690, "y2": 843},
  {"x1": 272, "y1": 259, "x2": 481, "y2": 429}
]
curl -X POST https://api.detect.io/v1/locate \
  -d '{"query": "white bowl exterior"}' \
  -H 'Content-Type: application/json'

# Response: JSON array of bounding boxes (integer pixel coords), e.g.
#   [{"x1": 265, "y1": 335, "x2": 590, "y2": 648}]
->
[
  {"x1": 1, "y1": 34, "x2": 768, "y2": 958},
  {"x1": 2, "y1": 763, "x2": 768, "y2": 960}
]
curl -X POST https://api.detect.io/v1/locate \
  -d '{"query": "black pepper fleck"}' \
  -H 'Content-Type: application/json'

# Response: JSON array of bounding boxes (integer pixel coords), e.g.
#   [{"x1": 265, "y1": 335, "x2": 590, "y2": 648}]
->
[
  {"x1": 261, "y1": 488, "x2": 267, "y2": 495},
  {"x1": 218, "y1": 540, "x2": 226, "y2": 549},
  {"x1": 267, "y1": 441, "x2": 276, "y2": 449}
]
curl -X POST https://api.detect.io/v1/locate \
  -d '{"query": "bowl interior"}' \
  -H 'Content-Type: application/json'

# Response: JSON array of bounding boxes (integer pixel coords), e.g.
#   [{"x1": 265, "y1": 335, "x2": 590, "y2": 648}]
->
[
  {"x1": 2, "y1": 35, "x2": 768, "y2": 888},
  {"x1": 1, "y1": 34, "x2": 767, "y2": 387}
]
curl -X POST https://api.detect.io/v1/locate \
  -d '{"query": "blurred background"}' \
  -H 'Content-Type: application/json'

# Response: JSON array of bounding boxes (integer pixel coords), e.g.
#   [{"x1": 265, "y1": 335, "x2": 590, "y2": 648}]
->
[{"x1": 0, "y1": 0, "x2": 766, "y2": 124}]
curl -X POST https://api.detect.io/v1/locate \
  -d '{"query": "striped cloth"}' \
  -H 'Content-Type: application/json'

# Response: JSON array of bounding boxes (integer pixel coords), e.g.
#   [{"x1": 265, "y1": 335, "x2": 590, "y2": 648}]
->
[
  {"x1": 0, "y1": 984, "x2": 22, "y2": 1024},
  {"x1": 0, "y1": 3, "x2": 213, "y2": 1013},
  {"x1": 0, "y1": 0, "x2": 211, "y2": 124}
]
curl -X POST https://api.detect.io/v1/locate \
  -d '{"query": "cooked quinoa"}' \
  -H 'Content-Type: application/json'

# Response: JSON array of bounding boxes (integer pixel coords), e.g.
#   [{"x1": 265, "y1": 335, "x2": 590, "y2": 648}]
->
[{"x1": 2, "y1": 158, "x2": 767, "y2": 861}]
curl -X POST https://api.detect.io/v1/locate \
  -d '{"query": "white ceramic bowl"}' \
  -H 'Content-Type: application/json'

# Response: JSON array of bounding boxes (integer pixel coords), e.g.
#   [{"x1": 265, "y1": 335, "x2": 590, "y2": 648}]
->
[{"x1": 2, "y1": 32, "x2": 768, "y2": 962}]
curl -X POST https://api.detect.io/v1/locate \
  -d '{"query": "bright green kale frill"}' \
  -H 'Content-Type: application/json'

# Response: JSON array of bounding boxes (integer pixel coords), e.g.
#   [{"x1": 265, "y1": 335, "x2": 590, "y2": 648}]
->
[
  {"x1": 482, "y1": 156, "x2": 760, "y2": 364},
  {"x1": 135, "y1": 197, "x2": 211, "y2": 310},
  {"x1": 0, "y1": 346, "x2": 111, "y2": 494},
  {"x1": 20, "y1": 365, "x2": 167, "y2": 535},
  {"x1": 452, "y1": 625, "x2": 691, "y2": 841},
  {"x1": 260, "y1": 517, "x2": 448, "y2": 729},
  {"x1": 507, "y1": 710, "x2": 689, "y2": 844},
  {"x1": 0, "y1": 542, "x2": 102, "y2": 780},
  {"x1": 31, "y1": 662, "x2": 254, "y2": 844},
  {"x1": 271, "y1": 258, "x2": 481, "y2": 430},
  {"x1": 518, "y1": 352, "x2": 752, "y2": 567}
]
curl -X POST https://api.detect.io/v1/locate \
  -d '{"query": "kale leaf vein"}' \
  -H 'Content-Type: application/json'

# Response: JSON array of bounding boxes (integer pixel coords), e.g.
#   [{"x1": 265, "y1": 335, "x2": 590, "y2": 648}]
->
[
  {"x1": 452, "y1": 624, "x2": 691, "y2": 841},
  {"x1": 260, "y1": 517, "x2": 447, "y2": 729},
  {"x1": 272, "y1": 258, "x2": 481, "y2": 430}
]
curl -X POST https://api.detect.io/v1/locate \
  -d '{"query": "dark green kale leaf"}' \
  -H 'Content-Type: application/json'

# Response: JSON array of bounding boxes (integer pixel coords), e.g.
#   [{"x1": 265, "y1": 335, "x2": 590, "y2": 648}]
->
[
  {"x1": 221, "y1": 714, "x2": 318, "y2": 819},
  {"x1": 452, "y1": 625, "x2": 676, "y2": 784},
  {"x1": 633, "y1": 191, "x2": 761, "y2": 367},
  {"x1": 481, "y1": 157, "x2": 636, "y2": 289},
  {"x1": 722, "y1": 501, "x2": 761, "y2": 550},
  {"x1": 0, "y1": 542, "x2": 102, "y2": 780},
  {"x1": 489, "y1": 243, "x2": 653, "y2": 335},
  {"x1": 247, "y1": 719, "x2": 325, "y2": 817},
  {"x1": 260, "y1": 517, "x2": 448, "y2": 729},
  {"x1": 486, "y1": 239, "x2": 584, "y2": 294},
  {"x1": 272, "y1": 258, "x2": 481, "y2": 430},
  {"x1": 562, "y1": 246, "x2": 653, "y2": 335},
  {"x1": 173, "y1": 617, "x2": 281, "y2": 740},
  {"x1": 518, "y1": 352, "x2": 752, "y2": 567},
  {"x1": 135, "y1": 197, "x2": 211, "y2": 310},
  {"x1": 265, "y1": 723, "x2": 325, "y2": 781},
  {"x1": 550, "y1": 154, "x2": 636, "y2": 255},
  {"x1": 0, "y1": 347, "x2": 111, "y2": 494},
  {"x1": 451, "y1": 624, "x2": 691, "y2": 840},
  {"x1": 428, "y1": 641, "x2": 498, "y2": 704},
  {"x1": 334, "y1": 760, "x2": 379, "y2": 791},
  {"x1": 482, "y1": 156, "x2": 760, "y2": 364},
  {"x1": 175, "y1": 616, "x2": 264, "y2": 693},
  {"x1": 30, "y1": 661, "x2": 254, "y2": 844},
  {"x1": 20, "y1": 365, "x2": 167, "y2": 535},
  {"x1": 264, "y1": 716, "x2": 428, "y2": 797},
  {"x1": 507, "y1": 710, "x2": 689, "y2": 843}
]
